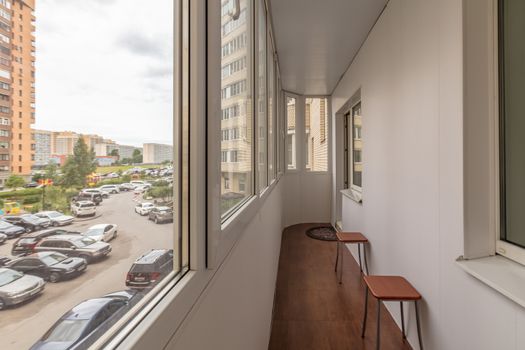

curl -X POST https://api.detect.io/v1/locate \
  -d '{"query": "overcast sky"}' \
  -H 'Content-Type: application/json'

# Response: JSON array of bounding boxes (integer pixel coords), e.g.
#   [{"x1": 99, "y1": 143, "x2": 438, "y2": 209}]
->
[{"x1": 34, "y1": 0, "x2": 173, "y2": 147}]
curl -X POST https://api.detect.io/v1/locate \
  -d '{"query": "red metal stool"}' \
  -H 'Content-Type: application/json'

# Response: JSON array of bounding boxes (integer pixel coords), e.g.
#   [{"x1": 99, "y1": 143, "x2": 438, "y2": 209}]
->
[
  {"x1": 334, "y1": 231, "x2": 369, "y2": 283},
  {"x1": 361, "y1": 275, "x2": 424, "y2": 350}
]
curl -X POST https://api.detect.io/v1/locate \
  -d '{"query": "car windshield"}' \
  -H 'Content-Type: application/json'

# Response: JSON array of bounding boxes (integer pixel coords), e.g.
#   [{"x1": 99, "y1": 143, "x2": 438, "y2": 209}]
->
[
  {"x1": 0, "y1": 221, "x2": 13, "y2": 229},
  {"x1": 46, "y1": 212, "x2": 63, "y2": 218},
  {"x1": 42, "y1": 319, "x2": 90, "y2": 342},
  {"x1": 18, "y1": 238, "x2": 37, "y2": 245},
  {"x1": 0, "y1": 269, "x2": 23, "y2": 287},
  {"x1": 41, "y1": 253, "x2": 68, "y2": 266},
  {"x1": 73, "y1": 237, "x2": 96, "y2": 248},
  {"x1": 85, "y1": 227, "x2": 104, "y2": 237}
]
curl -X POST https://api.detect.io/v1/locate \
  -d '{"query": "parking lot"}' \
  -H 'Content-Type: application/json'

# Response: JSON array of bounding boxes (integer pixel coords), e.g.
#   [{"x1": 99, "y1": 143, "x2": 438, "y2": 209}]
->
[{"x1": 0, "y1": 191, "x2": 173, "y2": 350}]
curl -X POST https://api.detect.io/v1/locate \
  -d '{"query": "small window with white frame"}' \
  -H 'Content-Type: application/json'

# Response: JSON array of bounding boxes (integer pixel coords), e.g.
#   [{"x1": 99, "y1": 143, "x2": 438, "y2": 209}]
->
[{"x1": 345, "y1": 101, "x2": 362, "y2": 192}]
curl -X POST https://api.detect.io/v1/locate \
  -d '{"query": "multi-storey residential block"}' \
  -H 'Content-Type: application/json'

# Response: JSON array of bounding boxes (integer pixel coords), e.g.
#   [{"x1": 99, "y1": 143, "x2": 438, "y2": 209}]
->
[
  {"x1": 11, "y1": 0, "x2": 35, "y2": 177},
  {"x1": 32, "y1": 128, "x2": 51, "y2": 168},
  {"x1": 143, "y1": 143, "x2": 173, "y2": 164}
]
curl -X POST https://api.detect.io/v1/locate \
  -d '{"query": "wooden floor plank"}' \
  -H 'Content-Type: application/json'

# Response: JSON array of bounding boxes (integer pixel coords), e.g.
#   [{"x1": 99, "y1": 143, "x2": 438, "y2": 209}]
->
[{"x1": 268, "y1": 224, "x2": 413, "y2": 350}]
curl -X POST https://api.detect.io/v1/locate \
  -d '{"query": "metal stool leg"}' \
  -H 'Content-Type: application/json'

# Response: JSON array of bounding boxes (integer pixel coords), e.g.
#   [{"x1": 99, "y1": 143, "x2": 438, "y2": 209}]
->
[
  {"x1": 363, "y1": 243, "x2": 369, "y2": 275},
  {"x1": 415, "y1": 300, "x2": 424, "y2": 350},
  {"x1": 361, "y1": 286, "x2": 369, "y2": 338},
  {"x1": 339, "y1": 242, "x2": 344, "y2": 284},
  {"x1": 335, "y1": 241, "x2": 339, "y2": 273},
  {"x1": 400, "y1": 302, "x2": 406, "y2": 339},
  {"x1": 358, "y1": 243, "x2": 363, "y2": 274},
  {"x1": 376, "y1": 299, "x2": 381, "y2": 350}
]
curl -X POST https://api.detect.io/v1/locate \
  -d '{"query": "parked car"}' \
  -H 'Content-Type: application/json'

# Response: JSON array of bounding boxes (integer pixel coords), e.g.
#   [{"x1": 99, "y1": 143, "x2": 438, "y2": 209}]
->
[
  {"x1": 34, "y1": 235, "x2": 111, "y2": 263},
  {"x1": 134, "y1": 202, "x2": 155, "y2": 216},
  {"x1": 71, "y1": 200, "x2": 97, "y2": 217},
  {"x1": 72, "y1": 192, "x2": 103, "y2": 205},
  {"x1": 11, "y1": 228, "x2": 80, "y2": 257},
  {"x1": 133, "y1": 185, "x2": 148, "y2": 195},
  {"x1": 0, "y1": 233, "x2": 6, "y2": 244},
  {"x1": 0, "y1": 256, "x2": 10, "y2": 266},
  {"x1": 148, "y1": 206, "x2": 173, "y2": 224},
  {"x1": 29, "y1": 294, "x2": 131, "y2": 349},
  {"x1": 24, "y1": 182, "x2": 39, "y2": 188},
  {"x1": 35, "y1": 211, "x2": 74, "y2": 227},
  {"x1": 0, "y1": 267, "x2": 45, "y2": 310},
  {"x1": 83, "y1": 224, "x2": 118, "y2": 242},
  {"x1": 3, "y1": 214, "x2": 51, "y2": 233},
  {"x1": 0, "y1": 220, "x2": 26, "y2": 238},
  {"x1": 125, "y1": 249, "x2": 173, "y2": 289},
  {"x1": 130, "y1": 180, "x2": 146, "y2": 187},
  {"x1": 6, "y1": 252, "x2": 87, "y2": 283},
  {"x1": 98, "y1": 185, "x2": 120, "y2": 194},
  {"x1": 118, "y1": 183, "x2": 135, "y2": 191},
  {"x1": 82, "y1": 188, "x2": 109, "y2": 198}
]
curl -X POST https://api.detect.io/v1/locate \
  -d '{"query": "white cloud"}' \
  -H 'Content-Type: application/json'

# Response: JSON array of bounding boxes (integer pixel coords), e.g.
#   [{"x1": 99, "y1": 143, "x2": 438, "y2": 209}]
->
[{"x1": 34, "y1": 0, "x2": 173, "y2": 147}]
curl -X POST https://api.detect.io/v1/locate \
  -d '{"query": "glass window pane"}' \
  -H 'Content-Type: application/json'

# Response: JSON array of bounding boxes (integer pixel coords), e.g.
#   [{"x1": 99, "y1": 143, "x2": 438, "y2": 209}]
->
[
  {"x1": 286, "y1": 97, "x2": 296, "y2": 170},
  {"x1": 268, "y1": 42, "x2": 275, "y2": 183},
  {"x1": 3, "y1": 0, "x2": 182, "y2": 348},
  {"x1": 304, "y1": 98, "x2": 328, "y2": 172},
  {"x1": 220, "y1": 0, "x2": 253, "y2": 217},
  {"x1": 257, "y1": 0, "x2": 267, "y2": 192},
  {"x1": 352, "y1": 102, "x2": 362, "y2": 188},
  {"x1": 500, "y1": 0, "x2": 525, "y2": 247}
]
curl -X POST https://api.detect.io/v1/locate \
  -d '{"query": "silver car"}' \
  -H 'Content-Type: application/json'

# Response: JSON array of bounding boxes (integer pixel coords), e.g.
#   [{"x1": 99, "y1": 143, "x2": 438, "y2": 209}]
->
[
  {"x1": 0, "y1": 233, "x2": 6, "y2": 244},
  {"x1": 0, "y1": 267, "x2": 45, "y2": 310},
  {"x1": 36, "y1": 211, "x2": 74, "y2": 227}
]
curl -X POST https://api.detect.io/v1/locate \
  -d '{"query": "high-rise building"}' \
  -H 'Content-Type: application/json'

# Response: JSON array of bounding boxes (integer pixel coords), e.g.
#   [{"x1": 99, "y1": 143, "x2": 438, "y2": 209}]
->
[
  {"x1": 11, "y1": 0, "x2": 36, "y2": 177},
  {"x1": 143, "y1": 143, "x2": 173, "y2": 164},
  {"x1": 32, "y1": 129, "x2": 51, "y2": 168}
]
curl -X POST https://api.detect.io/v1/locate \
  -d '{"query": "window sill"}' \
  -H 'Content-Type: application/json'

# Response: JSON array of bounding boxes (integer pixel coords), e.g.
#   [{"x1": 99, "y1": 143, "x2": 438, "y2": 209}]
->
[
  {"x1": 340, "y1": 189, "x2": 362, "y2": 204},
  {"x1": 456, "y1": 254, "x2": 525, "y2": 308}
]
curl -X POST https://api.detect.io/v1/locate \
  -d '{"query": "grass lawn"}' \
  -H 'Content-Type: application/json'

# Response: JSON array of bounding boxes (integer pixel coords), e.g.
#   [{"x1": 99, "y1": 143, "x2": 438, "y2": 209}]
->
[{"x1": 96, "y1": 164, "x2": 162, "y2": 174}]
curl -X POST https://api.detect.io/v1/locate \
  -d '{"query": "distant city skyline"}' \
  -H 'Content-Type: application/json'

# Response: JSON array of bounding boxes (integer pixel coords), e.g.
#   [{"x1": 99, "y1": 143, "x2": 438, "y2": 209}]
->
[{"x1": 34, "y1": 0, "x2": 173, "y2": 147}]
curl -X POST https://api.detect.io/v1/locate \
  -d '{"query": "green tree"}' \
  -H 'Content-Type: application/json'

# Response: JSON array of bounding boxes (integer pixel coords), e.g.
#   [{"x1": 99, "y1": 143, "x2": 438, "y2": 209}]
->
[
  {"x1": 32, "y1": 173, "x2": 44, "y2": 183},
  {"x1": 44, "y1": 162, "x2": 59, "y2": 182},
  {"x1": 60, "y1": 138, "x2": 97, "y2": 187},
  {"x1": 132, "y1": 149, "x2": 143, "y2": 164},
  {"x1": 109, "y1": 149, "x2": 119, "y2": 157},
  {"x1": 5, "y1": 175, "x2": 25, "y2": 189}
]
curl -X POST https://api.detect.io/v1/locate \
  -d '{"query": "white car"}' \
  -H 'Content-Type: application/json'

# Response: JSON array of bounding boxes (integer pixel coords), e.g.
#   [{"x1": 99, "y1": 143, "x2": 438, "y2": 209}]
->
[
  {"x1": 135, "y1": 202, "x2": 155, "y2": 216},
  {"x1": 35, "y1": 211, "x2": 74, "y2": 227},
  {"x1": 82, "y1": 188, "x2": 110, "y2": 198},
  {"x1": 83, "y1": 224, "x2": 118, "y2": 242},
  {"x1": 98, "y1": 185, "x2": 120, "y2": 194},
  {"x1": 133, "y1": 185, "x2": 148, "y2": 195},
  {"x1": 130, "y1": 180, "x2": 146, "y2": 187},
  {"x1": 71, "y1": 201, "x2": 97, "y2": 217}
]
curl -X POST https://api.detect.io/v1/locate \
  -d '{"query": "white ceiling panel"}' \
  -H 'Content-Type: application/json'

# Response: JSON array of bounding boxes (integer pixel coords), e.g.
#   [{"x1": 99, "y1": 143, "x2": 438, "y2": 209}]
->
[{"x1": 269, "y1": 0, "x2": 388, "y2": 95}]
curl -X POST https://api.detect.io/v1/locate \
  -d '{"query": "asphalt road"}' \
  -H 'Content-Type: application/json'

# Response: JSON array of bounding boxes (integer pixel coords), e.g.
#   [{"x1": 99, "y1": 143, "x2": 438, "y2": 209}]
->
[{"x1": 0, "y1": 192, "x2": 174, "y2": 350}]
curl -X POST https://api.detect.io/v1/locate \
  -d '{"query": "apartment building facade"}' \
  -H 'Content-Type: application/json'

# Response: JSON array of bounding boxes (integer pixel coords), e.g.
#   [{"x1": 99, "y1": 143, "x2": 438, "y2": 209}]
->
[
  {"x1": 32, "y1": 128, "x2": 51, "y2": 168},
  {"x1": 220, "y1": 0, "x2": 252, "y2": 200},
  {"x1": 11, "y1": 0, "x2": 35, "y2": 177},
  {"x1": 143, "y1": 143, "x2": 173, "y2": 164}
]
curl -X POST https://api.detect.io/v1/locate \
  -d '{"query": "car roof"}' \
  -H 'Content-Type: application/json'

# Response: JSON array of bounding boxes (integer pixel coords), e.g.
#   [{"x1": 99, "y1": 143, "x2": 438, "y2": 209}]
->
[
  {"x1": 155, "y1": 206, "x2": 171, "y2": 210},
  {"x1": 43, "y1": 234, "x2": 84, "y2": 241},
  {"x1": 39, "y1": 211, "x2": 59, "y2": 215},
  {"x1": 88, "y1": 224, "x2": 109, "y2": 229},
  {"x1": 24, "y1": 228, "x2": 70, "y2": 238},
  {"x1": 134, "y1": 249, "x2": 171, "y2": 264},
  {"x1": 63, "y1": 298, "x2": 114, "y2": 320},
  {"x1": 140, "y1": 202, "x2": 154, "y2": 206}
]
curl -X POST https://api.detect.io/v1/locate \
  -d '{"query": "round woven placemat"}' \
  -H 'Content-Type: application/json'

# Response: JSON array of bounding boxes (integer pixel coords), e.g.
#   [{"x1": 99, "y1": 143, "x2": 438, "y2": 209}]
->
[{"x1": 305, "y1": 226, "x2": 337, "y2": 241}]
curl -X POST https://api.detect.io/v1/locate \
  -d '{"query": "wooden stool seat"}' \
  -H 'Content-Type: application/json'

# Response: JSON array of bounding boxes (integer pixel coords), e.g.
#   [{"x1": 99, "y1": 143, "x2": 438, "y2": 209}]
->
[
  {"x1": 334, "y1": 231, "x2": 369, "y2": 282},
  {"x1": 361, "y1": 275, "x2": 424, "y2": 350},
  {"x1": 336, "y1": 231, "x2": 369, "y2": 243},
  {"x1": 364, "y1": 276, "x2": 421, "y2": 301}
]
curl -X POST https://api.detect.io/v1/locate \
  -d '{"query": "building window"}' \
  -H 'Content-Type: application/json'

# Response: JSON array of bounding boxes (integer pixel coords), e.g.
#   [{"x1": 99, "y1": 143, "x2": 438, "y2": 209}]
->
[
  {"x1": 346, "y1": 102, "x2": 362, "y2": 190},
  {"x1": 257, "y1": 0, "x2": 267, "y2": 192},
  {"x1": 286, "y1": 96, "x2": 296, "y2": 170},
  {"x1": 498, "y1": 0, "x2": 525, "y2": 252},
  {"x1": 304, "y1": 98, "x2": 328, "y2": 172},
  {"x1": 220, "y1": 0, "x2": 252, "y2": 218}
]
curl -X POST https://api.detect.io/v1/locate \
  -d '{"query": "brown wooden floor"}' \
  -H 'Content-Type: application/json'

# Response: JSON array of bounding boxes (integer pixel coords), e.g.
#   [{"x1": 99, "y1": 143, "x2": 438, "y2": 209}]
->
[{"x1": 268, "y1": 223, "x2": 413, "y2": 350}]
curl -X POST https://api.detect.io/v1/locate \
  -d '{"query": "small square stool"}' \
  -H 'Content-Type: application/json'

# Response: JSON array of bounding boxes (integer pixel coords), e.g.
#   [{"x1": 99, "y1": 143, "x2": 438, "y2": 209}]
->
[
  {"x1": 334, "y1": 231, "x2": 369, "y2": 283},
  {"x1": 361, "y1": 275, "x2": 424, "y2": 350}
]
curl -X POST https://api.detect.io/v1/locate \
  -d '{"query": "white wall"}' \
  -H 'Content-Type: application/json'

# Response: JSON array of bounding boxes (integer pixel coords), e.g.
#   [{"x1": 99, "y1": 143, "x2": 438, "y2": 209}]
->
[
  {"x1": 167, "y1": 182, "x2": 283, "y2": 350},
  {"x1": 333, "y1": 0, "x2": 525, "y2": 349}
]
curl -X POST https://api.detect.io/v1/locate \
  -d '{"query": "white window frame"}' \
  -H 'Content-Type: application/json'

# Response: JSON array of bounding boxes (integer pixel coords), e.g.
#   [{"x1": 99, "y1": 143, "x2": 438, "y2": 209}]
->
[
  {"x1": 303, "y1": 95, "x2": 331, "y2": 174},
  {"x1": 493, "y1": 0, "x2": 525, "y2": 266},
  {"x1": 349, "y1": 100, "x2": 362, "y2": 193}
]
